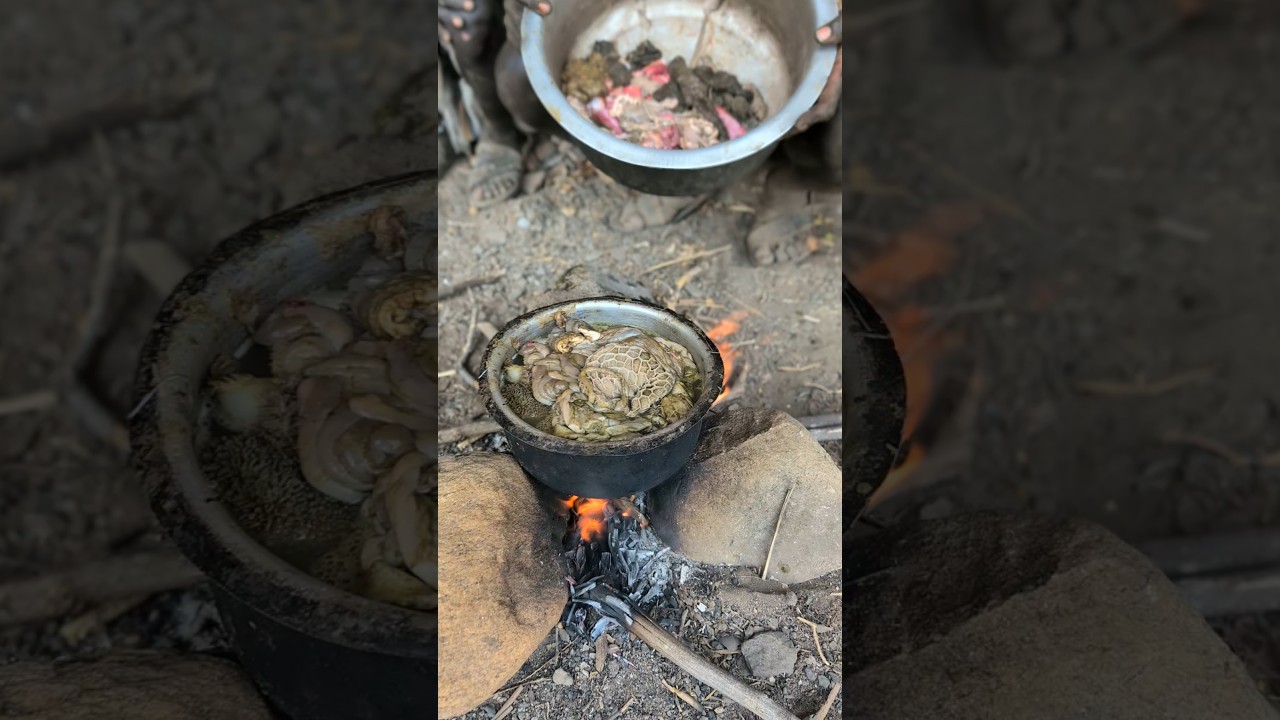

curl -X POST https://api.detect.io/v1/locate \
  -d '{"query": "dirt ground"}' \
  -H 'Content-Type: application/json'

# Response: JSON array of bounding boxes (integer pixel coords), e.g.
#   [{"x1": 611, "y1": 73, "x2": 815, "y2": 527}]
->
[
  {"x1": 436, "y1": 123, "x2": 843, "y2": 718},
  {"x1": 435, "y1": 142, "x2": 842, "y2": 428}
]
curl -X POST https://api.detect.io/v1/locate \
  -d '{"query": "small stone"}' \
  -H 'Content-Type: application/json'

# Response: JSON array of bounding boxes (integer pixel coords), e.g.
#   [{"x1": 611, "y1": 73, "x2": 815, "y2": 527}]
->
[
  {"x1": 740, "y1": 632, "x2": 798, "y2": 678},
  {"x1": 818, "y1": 675, "x2": 831, "y2": 689},
  {"x1": 552, "y1": 669, "x2": 573, "y2": 687},
  {"x1": 717, "y1": 634, "x2": 741, "y2": 652}
]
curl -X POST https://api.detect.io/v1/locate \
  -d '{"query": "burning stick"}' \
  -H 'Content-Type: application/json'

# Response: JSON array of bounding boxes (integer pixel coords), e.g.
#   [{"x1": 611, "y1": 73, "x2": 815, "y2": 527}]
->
[
  {"x1": 611, "y1": 496, "x2": 650, "y2": 529},
  {"x1": 574, "y1": 584, "x2": 801, "y2": 720}
]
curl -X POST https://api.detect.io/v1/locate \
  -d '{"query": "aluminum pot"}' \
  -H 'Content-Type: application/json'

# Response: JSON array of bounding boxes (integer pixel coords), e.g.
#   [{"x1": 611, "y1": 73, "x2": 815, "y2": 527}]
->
[
  {"x1": 842, "y1": 276, "x2": 907, "y2": 534},
  {"x1": 129, "y1": 171, "x2": 437, "y2": 720},
  {"x1": 482, "y1": 297, "x2": 725, "y2": 498},
  {"x1": 521, "y1": 0, "x2": 840, "y2": 196}
]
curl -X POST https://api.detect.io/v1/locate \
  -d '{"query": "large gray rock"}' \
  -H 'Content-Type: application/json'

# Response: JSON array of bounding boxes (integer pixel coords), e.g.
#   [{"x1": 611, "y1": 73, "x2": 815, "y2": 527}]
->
[
  {"x1": 0, "y1": 650, "x2": 273, "y2": 719},
  {"x1": 438, "y1": 454, "x2": 567, "y2": 719},
  {"x1": 848, "y1": 512, "x2": 1279, "y2": 720},
  {"x1": 649, "y1": 408, "x2": 841, "y2": 584}
]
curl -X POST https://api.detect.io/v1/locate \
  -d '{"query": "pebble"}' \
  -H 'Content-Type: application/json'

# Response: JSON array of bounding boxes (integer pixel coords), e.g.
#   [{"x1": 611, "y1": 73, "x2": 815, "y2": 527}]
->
[
  {"x1": 717, "y1": 634, "x2": 740, "y2": 652},
  {"x1": 740, "y1": 631, "x2": 798, "y2": 678},
  {"x1": 552, "y1": 668, "x2": 573, "y2": 687}
]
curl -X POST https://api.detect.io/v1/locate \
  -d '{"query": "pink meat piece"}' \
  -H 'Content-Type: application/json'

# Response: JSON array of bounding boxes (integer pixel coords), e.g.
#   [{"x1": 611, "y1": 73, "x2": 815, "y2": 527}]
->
[
  {"x1": 715, "y1": 106, "x2": 748, "y2": 140},
  {"x1": 636, "y1": 60, "x2": 670, "y2": 85},
  {"x1": 587, "y1": 97, "x2": 624, "y2": 136},
  {"x1": 639, "y1": 125, "x2": 680, "y2": 150}
]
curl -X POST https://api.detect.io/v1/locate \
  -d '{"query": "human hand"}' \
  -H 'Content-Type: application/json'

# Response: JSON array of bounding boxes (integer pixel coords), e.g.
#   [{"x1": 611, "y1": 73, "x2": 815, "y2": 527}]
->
[{"x1": 790, "y1": 14, "x2": 842, "y2": 136}]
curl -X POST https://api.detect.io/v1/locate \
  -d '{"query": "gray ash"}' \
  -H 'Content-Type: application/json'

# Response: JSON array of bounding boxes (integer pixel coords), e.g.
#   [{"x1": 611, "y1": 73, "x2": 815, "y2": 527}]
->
[{"x1": 560, "y1": 493, "x2": 672, "y2": 639}]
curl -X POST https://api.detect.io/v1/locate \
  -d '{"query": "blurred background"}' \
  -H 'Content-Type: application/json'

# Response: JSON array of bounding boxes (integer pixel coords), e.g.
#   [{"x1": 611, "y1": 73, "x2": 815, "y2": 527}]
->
[
  {"x1": 845, "y1": 0, "x2": 1280, "y2": 701},
  {"x1": 0, "y1": 0, "x2": 432, "y2": 665}
]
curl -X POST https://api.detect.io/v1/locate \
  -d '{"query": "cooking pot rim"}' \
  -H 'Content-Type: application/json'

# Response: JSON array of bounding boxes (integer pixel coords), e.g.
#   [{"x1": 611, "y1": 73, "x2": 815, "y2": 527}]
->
[
  {"x1": 482, "y1": 295, "x2": 726, "y2": 457},
  {"x1": 520, "y1": 0, "x2": 840, "y2": 172}
]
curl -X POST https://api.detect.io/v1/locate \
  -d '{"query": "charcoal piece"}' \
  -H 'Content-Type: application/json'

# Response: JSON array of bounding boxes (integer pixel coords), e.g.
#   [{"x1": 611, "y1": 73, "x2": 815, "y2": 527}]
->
[
  {"x1": 652, "y1": 78, "x2": 685, "y2": 108},
  {"x1": 627, "y1": 40, "x2": 663, "y2": 69},
  {"x1": 667, "y1": 57, "x2": 708, "y2": 110},
  {"x1": 607, "y1": 61, "x2": 632, "y2": 88},
  {"x1": 721, "y1": 96, "x2": 755, "y2": 126}
]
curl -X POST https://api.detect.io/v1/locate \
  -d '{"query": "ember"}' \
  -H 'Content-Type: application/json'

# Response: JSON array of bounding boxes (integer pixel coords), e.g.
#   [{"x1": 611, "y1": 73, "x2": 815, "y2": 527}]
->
[{"x1": 562, "y1": 40, "x2": 765, "y2": 149}]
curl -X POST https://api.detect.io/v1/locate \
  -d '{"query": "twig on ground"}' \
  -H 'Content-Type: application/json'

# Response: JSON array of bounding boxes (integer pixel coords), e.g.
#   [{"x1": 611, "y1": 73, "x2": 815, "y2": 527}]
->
[
  {"x1": 795, "y1": 616, "x2": 830, "y2": 667},
  {"x1": 1161, "y1": 432, "x2": 1280, "y2": 468},
  {"x1": 0, "y1": 390, "x2": 57, "y2": 417},
  {"x1": 492, "y1": 686, "x2": 524, "y2": 720},
  {"x1": 808, "y1": 682, "x2": 841, "y2": 720},
  {"x1": 0, "y1": 549, "x2": 203, "y2": 627},
  {"x1": 439, "y1": 419, "x2": 501, "y2": 445},
  {"x1": 438, "y1": 271, "x2": 506, "y2": 302},
  {"x1": 586, "y1": 591, "x2": 793, "y2": 712},
  {"x1": 761, "y1": 482, "x2": 796, "y2": 581},
  {"x1": 0, "y1": 74, "x2": 214, "y2": 172},
  {"x1": 1076, "y1": 368, "x2": 1212, "y2": 398},
  {"x1": 779, "y1": 363, "x2": 821, "y2": 373},
  {"x1": 606, "y1": 698, "x2": 635, "y2": 720},
  {"x1": 796, "y1": 414, "x2": 841, "y2": 429},
  {"x1": 643, "y1": 245, "x2": 730, "y2": 275},
  {"x1": 662, "y1": 679, "x2": 704, "y2": 712},
  {"x1": 808, "y1": 427, "x2": 841, "y2": 442}
]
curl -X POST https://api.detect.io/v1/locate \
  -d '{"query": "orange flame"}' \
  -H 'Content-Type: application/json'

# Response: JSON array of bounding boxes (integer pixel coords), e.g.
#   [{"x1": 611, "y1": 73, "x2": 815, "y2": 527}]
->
[
  {"x1": 562, "y1": 495, "x2": 611, "y2": 542},
  {"x1": 706, "y1": 310, "x2": 750, "y2": 405},
  {"x1": 850, "y1": 203, "x2": 986, "y2": 509}
]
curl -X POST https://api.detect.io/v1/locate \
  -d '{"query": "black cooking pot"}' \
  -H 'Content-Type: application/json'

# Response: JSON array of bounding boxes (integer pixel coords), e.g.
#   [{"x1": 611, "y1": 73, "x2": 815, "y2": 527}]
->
[
  {"x1": 129, "y1": 172, "x2": 437, "y2": 720},
  {"x1": 481, "y1": 297, "x2": 725, "y2": 499},
  {"x1": 842, "y1": 276, "x2": 907, "y2": 534}
]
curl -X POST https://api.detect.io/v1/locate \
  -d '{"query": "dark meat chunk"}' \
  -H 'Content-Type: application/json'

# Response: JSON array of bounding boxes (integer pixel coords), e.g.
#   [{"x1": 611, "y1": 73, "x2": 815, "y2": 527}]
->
[{"x1": 626, "y1": 40, "x2": 663, "y2": 69}]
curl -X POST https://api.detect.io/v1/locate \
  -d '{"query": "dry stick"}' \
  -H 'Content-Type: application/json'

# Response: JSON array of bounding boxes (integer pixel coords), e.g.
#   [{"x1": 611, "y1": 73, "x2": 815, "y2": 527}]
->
[
  {"x1": 492, "y1": 686, "x2": 524, "y2": 720},
  {"x1": 808, "y1": 682, "x2": 841, "y2": 720},
  {"x1": 761, "y1": 482, "x2": 796, "y2": 581},
  {"x1": 621, "y1": 606, "x2": 800, "y2": 720},
  {"x1": 643, "y1": 245, "x2": 731, "y2": 275},
  {"x1": 0, "y1": 390, "x2": 57, "y2": 417},
  {"x1": 662, "y1": 679, "x2": 704, "y2": 712},
  {"x1": 437, "y1": 271, "x2": 506, "y2": 303},
  {"x1": 606, "y1": 698, "x2": 635, "y2": 720},
  {"x1": 795, "y1": 616, "x2": 830, "y2": 667},
  {"x1": 0, "y1": 549, "x2": 203, "y2": 627}
]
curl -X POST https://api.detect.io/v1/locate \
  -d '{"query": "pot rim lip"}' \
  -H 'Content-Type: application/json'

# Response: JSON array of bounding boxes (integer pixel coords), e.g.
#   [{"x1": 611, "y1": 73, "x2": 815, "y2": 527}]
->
[
  {"x1": 128, "y1": 171, "x2": 438, "y2": 656},
  {"x1": 520, "y1": 0, "x2": 839, "y2": 171},
  {"x1": 482, "y1": 295, "x2": 725, "y2": 457}
]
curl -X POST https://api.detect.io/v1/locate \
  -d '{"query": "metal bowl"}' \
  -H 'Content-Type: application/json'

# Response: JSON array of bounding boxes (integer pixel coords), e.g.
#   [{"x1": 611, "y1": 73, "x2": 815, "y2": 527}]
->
[
  {"x1": 482, "y1": 297, "x2": 724, "y2": 498},
  {"x1": 129, "y1": 172, "x2": 437, "y2": 720},
  {"x1": 521, "y1": 0, "x2": 840, "y2": 196}
]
